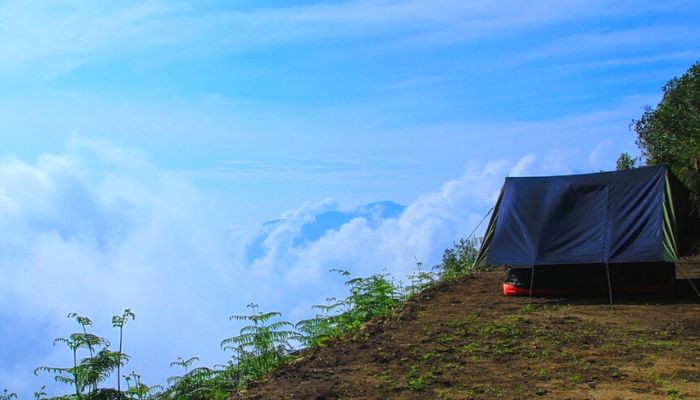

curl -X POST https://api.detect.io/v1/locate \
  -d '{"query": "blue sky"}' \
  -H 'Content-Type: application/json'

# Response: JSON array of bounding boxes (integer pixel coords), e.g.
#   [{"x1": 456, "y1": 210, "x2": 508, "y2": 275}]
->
[{"x1": 1, "y1": 0, "x2": 700, "y2": 397}]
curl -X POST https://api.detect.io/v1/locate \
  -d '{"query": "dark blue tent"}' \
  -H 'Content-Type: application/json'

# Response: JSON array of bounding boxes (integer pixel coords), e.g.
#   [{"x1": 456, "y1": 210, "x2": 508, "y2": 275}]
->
[{"x1": 473, "y1": 165, "x2": 691, "y2": 296}]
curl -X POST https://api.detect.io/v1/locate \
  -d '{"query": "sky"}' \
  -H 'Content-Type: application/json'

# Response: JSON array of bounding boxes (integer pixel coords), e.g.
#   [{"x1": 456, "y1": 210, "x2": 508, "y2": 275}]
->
[{"x1": 1, "y1": 0, "x2": 700, "y2": 397}]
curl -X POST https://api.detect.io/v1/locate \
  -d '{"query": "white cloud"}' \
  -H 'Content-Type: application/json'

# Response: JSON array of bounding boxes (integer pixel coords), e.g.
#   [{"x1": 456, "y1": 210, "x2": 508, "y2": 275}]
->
[
  {"x1": 251, "y1": 156, "x2": 535, "y2": 289},
  {"x1": 0, "y1": 139, "x2": 245, "y2": 396},
  {"x1": 588, "y1": 140, "x2": 614, "y2": 170},
  {"x1": 519, "y1": 25, "x2": 700, "y2": 64},
  {"x1": 554, "y1": 50, "x2": 700, "y2": 72},
  {"x1": 0, "y1": 1, "x2": 170, "y2": 76},
  {"x1": 510, "y1": 154, "x2": 537, "y2": 177},
  {"x1": 539, "y1": 149, "x2": 575, "y2": 176}
]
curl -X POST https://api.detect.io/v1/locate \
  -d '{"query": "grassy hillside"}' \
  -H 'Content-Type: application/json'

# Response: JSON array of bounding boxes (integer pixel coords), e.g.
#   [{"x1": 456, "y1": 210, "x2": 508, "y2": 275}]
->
[{"x1": 232, "y1": 258, "x2": 700, "y2": 400}]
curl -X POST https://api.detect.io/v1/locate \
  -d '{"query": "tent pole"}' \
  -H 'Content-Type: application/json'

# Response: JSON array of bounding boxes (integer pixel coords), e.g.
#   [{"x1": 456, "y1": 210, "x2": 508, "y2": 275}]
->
[
  {"x1": 605, "y1": 262, "x2": 613, "y2": 309},
  {"x1": 676, "y1": 266, "x2": 700, "y2": 300},
  {"x1": 529, "y1": 265, "x2": 536, "y2": 298},
  {"x1": 688, "y1": 276, "x2": 700, "y2": 300}
]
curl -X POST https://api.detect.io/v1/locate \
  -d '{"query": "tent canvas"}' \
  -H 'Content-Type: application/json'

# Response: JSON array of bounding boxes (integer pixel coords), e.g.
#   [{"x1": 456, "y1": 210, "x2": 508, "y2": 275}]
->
[{"x1": 473, "y1": 165, "x2": 691, "y2": 296}]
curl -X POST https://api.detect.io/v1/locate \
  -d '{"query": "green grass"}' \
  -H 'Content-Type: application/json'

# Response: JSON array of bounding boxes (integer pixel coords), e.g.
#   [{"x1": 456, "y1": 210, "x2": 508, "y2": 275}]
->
[
  {"x1": 519, "y1": 303, "x2": 534, "y2": 313},
  {"x1": 569, "y1": 374, "x2": 582, "y2": 384}
]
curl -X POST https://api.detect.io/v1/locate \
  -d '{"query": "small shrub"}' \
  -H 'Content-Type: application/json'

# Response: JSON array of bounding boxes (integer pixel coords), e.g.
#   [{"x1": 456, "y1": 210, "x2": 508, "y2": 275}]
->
[
  {"x1": 405, "y1": 261, "x2": 436, "y2": 297},
  {"x1": 435, "y1": 237, "x2": 483, "y2": 280}
]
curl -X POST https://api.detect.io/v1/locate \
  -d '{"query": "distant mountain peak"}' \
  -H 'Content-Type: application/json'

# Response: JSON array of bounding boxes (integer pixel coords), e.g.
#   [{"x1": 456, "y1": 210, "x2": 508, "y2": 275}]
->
[{"x1": 246, "y1": 201, "x2": 405, "y2": 262}]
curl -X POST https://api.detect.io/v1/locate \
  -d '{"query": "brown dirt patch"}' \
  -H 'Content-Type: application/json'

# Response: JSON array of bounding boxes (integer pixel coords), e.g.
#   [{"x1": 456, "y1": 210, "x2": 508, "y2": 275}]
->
[{"x1": 232, "y1": 257, "x2": 700, "y2": 400}]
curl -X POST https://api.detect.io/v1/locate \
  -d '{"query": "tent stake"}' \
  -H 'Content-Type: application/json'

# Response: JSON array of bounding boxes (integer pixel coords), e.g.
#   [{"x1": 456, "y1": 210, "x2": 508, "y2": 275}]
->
[
  {"x1": 605, "y1": 262, "x2": 613, "y2": 309},
  {"x1": 529, "y1": 265, "x2": 536, "y2": 298}
]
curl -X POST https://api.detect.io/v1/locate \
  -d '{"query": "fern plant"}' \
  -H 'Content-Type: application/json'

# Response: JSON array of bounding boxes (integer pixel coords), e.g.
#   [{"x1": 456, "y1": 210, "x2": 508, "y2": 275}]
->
[
  {"x1": 124, "y1": 372, "x2": 162, "y2": 400},
  {"x1": 220, "y1": 303, "x2": 296, "y2": 389},
  {"x1": 34, "y1": 313, "x2": 127, "y2": 400},
  {"x1": 169, "y1": 356, "x2": 199, "y2": 377},
  {"x1": 164, "y1": 357, "x2": 233, "y2": 400},
  {"x1": 165, "y1": 357, "x2": 209, "y2": 400},
  {"x1": 296, "y1": 269, "x2": 403, "y2": 346},
  {"x1": 33, "y1": 386, "x2": 47, "y2": 400},
  {"x1": 404, "y1": 261, "x2": 436, "y2": 298},
  {"x1": 342, "y1": 272, "x2": 401, "y2": 326},
  {"x1": 295, "y1": 297, "x2": 346, "y2": 347},
  {"x1": 1, "y1": 389, "x2": 17, "y2": 400},
  {"x1": 111, "y1": 309, "x2": 135, "y2": 399}
]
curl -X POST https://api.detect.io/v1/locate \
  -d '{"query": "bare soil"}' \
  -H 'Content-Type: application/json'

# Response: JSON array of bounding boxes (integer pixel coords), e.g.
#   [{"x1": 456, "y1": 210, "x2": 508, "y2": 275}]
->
[{"x1": 232, "y1": 257, "x2": 700, "y2": 400}]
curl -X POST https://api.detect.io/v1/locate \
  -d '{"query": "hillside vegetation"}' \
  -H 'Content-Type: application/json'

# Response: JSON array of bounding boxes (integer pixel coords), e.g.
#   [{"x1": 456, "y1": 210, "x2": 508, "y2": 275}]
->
[
  {"x1": 233, "y1": 257, "x2": 700, "y2": 400},
  {"x1": 1, "y1": 239, "x2": 484, "y2": 400},
  {"x1": 8, "y1": 244, "x2": 698, "y2": 400}
]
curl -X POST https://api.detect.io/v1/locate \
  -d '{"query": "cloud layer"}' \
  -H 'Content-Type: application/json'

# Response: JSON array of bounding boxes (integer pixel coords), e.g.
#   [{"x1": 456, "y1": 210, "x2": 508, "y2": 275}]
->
[
  {"x1": 0, "y1": 138, "x2": 582, "y2": 397},
  {"x1": 0, "y1": 140, "x2": 244, "y2": 395}
]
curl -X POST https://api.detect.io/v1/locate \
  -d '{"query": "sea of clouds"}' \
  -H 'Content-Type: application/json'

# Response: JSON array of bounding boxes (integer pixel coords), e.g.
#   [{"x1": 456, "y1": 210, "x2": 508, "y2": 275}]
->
[{"x1": 0, "y1": 139, "x2": 571, "y2": 397}]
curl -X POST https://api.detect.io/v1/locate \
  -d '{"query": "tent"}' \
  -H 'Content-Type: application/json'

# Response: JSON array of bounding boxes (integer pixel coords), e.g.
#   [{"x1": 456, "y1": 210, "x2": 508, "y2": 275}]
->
[{"x1": 473, "y1": 165, "x2": 691, "y2": 298}]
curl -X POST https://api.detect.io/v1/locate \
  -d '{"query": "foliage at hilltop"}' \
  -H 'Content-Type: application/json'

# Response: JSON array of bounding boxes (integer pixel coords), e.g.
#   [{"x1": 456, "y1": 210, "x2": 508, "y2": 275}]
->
[
  {"x1": 629, "y1": 62, "x2": 700, "y2": 192},
  {"x1": 615, "y1": 152, "x2": 636, "y2": 171}
]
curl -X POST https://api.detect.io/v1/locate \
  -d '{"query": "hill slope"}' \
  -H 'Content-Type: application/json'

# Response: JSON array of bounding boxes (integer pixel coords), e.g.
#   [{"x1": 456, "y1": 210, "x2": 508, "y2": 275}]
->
[{"x1": 233, "y1": 258, "x2": 700, "y2": 400}]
